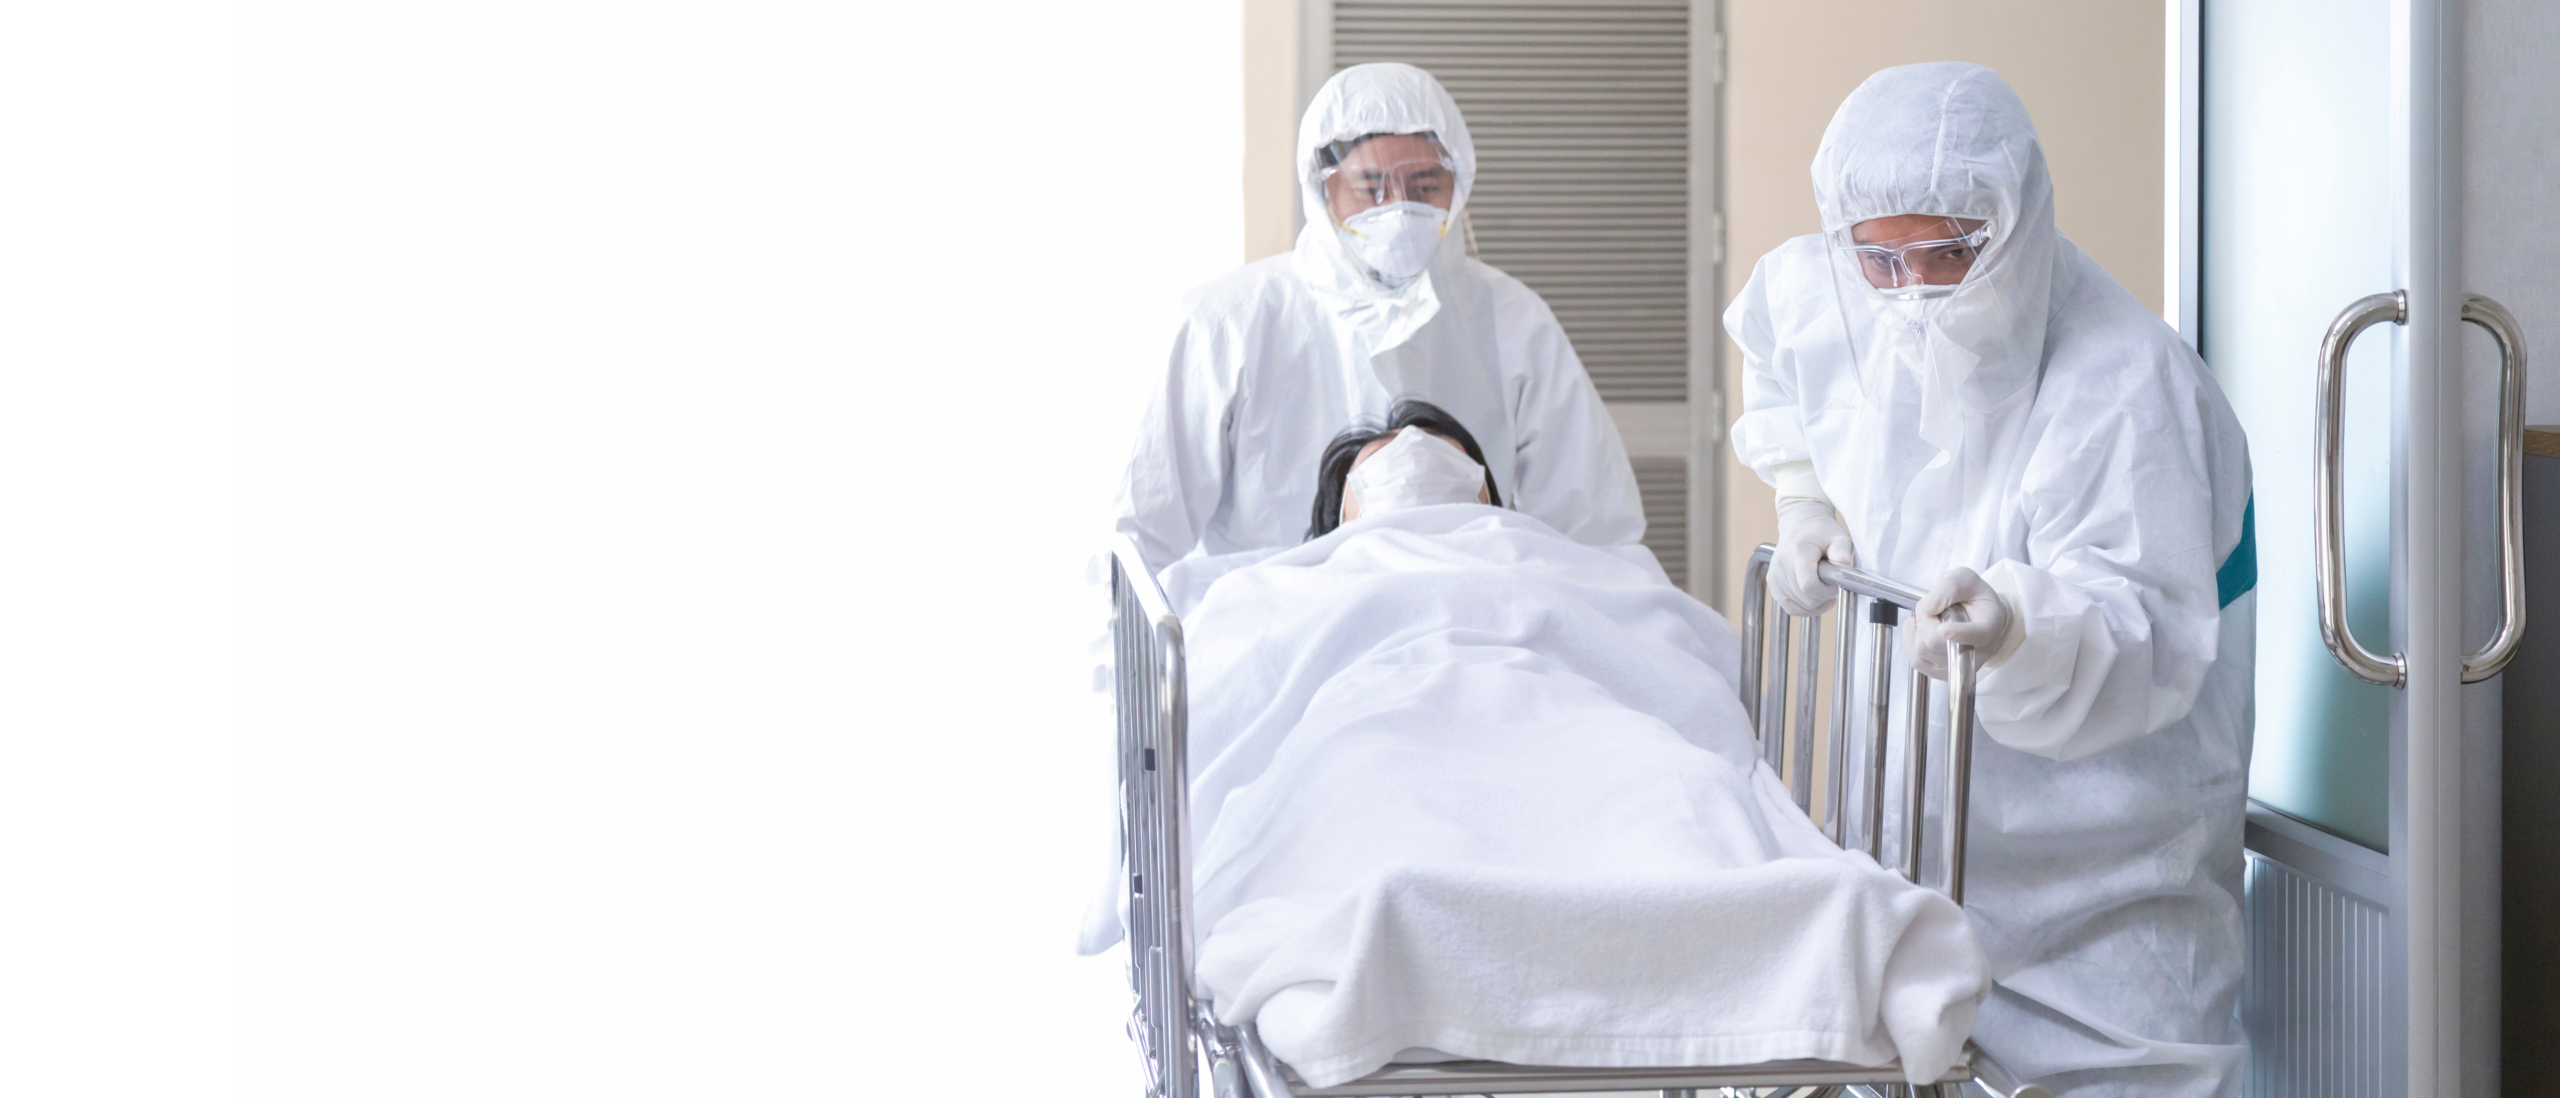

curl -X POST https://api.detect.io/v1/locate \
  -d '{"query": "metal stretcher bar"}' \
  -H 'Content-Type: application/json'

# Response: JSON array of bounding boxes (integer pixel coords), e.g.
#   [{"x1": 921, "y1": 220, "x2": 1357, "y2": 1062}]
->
[
  {"x1": 1107, "y1": 535, "x2": 2029, "y2": 1098},
  {"x1": 1277, "y1": 1055, "x2": 1978, "y2": 1096},
  {"x1": 1113, "y1": 538, "x2": 1196, "y2": 1098},
  {"x1": 1742, "y1": 546, "x2": 1980, "y2": 898}
]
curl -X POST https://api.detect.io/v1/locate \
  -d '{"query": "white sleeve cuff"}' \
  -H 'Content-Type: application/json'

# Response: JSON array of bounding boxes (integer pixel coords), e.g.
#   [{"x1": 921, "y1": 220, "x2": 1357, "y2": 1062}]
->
[
  {"x1": 1980, "y1": 598, "x2": 2028, "y2": 671},
  {"x1": 1771, "y1": 459, "x2": 1829, "y2": 505},
  {"x1": 1975, "y1": 565, "x2": 2034, "y2": 673},
  {"x1": 1969, "y1": 558, "x2": 2137, "y2": 761}
]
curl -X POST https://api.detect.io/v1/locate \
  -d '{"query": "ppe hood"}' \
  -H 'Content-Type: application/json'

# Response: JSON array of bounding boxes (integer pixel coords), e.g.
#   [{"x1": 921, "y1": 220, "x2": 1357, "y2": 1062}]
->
[
  {"x1": 1810, "y1": 63, "x2": 2067, "y2": 459},
  {"x1": 1295, "y1": 62, "x2": 1476, "y2": 233},
  {"x1": 1287, "y1": 62, "x2": 1480, "y2": 342}
]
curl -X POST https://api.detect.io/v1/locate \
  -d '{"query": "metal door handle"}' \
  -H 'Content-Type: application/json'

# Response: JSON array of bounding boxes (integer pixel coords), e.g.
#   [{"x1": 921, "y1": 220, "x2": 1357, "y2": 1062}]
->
[
  {"x1": 2461, "y1": 293, "x2": 2528, "y2": 682},
  {"x1": 2316, "y1": 291, "x2": 2407, "y2": 687}
]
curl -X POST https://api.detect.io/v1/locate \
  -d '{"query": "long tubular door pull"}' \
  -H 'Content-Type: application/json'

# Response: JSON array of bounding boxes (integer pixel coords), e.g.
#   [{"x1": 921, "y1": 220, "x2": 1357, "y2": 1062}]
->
[
  {"x1": 2461, "y1": 293, "x2": 2528, "y2": 682},
  {"x1": 2314, "y1": 291, "x2": 2408, "y2": 687}
]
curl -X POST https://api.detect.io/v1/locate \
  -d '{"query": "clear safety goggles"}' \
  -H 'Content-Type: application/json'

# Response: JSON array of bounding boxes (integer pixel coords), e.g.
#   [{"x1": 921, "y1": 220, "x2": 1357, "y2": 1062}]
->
[
  {"x1": 1829, "y1": 218, "x2": 1995, "y2": 299},
  {"x1": 1317, "y1": 132, "x2": 1458, "y2": 215}
]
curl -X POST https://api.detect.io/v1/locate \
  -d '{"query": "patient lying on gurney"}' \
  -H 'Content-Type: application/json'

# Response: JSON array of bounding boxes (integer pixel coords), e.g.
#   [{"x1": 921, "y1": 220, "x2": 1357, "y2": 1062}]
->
[{"x1": 1173, "y1": 402, "x2": 1989, "y2": 1088}]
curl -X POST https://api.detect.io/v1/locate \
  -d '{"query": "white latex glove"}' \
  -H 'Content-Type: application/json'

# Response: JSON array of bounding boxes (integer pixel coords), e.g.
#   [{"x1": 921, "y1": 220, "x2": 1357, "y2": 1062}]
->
[
  {"x1": 1772, "y1": 496, "x2": 1857, "y2": 617},
  {"x1": 1912, "y1": 566, "x2": 2013, "y2": 680}
]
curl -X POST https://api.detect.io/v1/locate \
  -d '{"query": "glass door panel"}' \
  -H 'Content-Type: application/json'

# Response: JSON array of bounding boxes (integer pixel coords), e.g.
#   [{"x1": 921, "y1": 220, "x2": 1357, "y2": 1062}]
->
[{"x1": 2202, "y1": 0, "x2": 2393, "y2": 850}]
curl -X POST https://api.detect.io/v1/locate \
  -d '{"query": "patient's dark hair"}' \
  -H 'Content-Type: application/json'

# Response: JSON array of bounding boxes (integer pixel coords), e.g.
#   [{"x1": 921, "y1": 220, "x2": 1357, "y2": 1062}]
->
[{"x1": 1306, "y1": 399, "x2": 1502, "y2": 540}]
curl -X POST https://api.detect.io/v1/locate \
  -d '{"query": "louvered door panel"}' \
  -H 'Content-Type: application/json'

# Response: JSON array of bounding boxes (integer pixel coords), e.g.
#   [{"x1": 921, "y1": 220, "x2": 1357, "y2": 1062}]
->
[
  {"x1": 1633, "y1": 456, "x2": 1687, "y2": 589},
  {"x1": 1329, "y1": 0, "x2": 1698, "y2": 589},
  {"x1": 2243, "y1": 851, "x2": 2389, "y2": 1097},
  {"x1": 1331, "y1": 1, "x2": 1692, "y2": 402}
]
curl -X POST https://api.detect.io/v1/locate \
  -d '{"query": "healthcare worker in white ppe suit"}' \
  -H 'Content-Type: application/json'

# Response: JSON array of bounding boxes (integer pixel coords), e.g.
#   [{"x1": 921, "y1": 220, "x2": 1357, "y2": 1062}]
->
[
  {"x1": 1113, "y1": 62, "x2": 1644, "y2": 574},
  {"x1": 1727, "y1": 64, "x2": 2255, "y2": 1097}
]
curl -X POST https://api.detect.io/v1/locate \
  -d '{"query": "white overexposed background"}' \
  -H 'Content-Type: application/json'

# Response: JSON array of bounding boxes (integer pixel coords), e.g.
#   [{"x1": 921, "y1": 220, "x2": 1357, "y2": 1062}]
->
[{"x1": 2, "y1": 2, "x2": 1242, "y2": 1094}]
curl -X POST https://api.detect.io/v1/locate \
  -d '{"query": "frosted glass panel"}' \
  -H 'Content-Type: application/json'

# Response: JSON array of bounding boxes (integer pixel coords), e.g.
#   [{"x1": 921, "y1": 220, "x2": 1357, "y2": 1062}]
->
[{"x1": 2203, "y1": 0, "x2": 2394, "y2": 850}]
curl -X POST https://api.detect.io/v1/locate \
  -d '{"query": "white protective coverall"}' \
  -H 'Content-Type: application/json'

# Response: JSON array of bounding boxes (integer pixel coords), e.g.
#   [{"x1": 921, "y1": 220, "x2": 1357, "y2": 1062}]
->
[
  {"x1": 1726, "y1": 64, "x2": 2255, "y2": 1098},
  {"x1": 1111, "y1": 62, "x2": 1644, "y2": 575}
]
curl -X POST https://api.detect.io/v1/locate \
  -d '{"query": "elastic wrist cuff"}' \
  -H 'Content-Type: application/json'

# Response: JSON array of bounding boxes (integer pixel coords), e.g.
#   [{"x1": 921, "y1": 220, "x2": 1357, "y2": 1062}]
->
[
  {"x1": 1771, "y1": 459, "x2": 1829, "y2": 505},
  {"x1": 1982, "y1": 610, "x2": 2027, "y2": 670},
  {"x1": 1975, "y1": 569, "x2": 2032, "y2": 673}
]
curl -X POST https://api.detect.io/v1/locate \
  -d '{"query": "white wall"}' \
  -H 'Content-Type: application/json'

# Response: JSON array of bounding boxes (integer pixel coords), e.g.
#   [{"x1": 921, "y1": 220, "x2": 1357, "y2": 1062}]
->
[
  {"x1": 0, "y1": 5, "x2": 239, "y2": 1089},
  {"x1": 1244, "y1": 0, "x2": 1305, "y2": 261},
  {"x1": 7, "y1": 3, "x2": 1243, "y2": 1094}
]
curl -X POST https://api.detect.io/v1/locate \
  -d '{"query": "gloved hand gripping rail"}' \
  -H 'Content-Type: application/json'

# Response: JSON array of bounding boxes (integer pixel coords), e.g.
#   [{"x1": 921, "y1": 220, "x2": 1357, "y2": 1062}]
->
[{"x1": 1738, "y1": 545, "x2": 1982, "y2": 904}]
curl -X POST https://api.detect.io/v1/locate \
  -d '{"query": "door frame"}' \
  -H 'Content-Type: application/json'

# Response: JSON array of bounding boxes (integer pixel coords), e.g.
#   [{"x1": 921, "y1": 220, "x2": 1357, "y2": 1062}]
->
[{"x1": 2174, "y1": 0, "x2": 2484, "y2": 1091}]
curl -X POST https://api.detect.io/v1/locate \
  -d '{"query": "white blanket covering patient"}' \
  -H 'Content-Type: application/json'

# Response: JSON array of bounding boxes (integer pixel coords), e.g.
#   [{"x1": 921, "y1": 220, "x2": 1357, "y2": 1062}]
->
[{"x1": 1163, "y1": 499, "x2": 1988, "y2": 1087}]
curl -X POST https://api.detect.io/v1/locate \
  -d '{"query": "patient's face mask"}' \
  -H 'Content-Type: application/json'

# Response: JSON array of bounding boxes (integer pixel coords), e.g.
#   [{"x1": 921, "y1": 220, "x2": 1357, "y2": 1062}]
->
[{"x1": 1342, "y1": 427, "x2": 1491, "y2": 522}]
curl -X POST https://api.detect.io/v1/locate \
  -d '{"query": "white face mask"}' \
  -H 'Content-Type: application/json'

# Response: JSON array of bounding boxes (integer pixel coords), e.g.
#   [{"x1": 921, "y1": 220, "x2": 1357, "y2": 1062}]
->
[
  {"x1": 1343, "y1": 427, "x2": 1489, "y2": 522},
  {"x1": 1338, "y1": 201, "x2": 1449, "y2": 282},
  {"x1": 1858, "y1": 274, "x2": 2014, "y2": 459}
]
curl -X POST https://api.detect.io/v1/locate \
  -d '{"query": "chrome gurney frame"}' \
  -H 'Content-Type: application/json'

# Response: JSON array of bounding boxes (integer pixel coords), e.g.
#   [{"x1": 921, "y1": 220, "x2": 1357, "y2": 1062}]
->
[
  {"x1": 1738, "y1": 546, "x2": 1981, "y2": 902},
  {"x1": 1106, "y1": 535, "x2": 2038, "y2": 1098},
  {"x1": 1112, "y1": 535, "x2": 1197, "y2": 1098}
]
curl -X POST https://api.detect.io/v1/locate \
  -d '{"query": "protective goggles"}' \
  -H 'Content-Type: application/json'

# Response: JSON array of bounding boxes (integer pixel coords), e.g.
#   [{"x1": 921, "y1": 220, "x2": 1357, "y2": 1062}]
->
[
  {"x1": 1829, "y1": 218, "x2": 1995, "y2": 299},
  {"x1": 1317, "y1": 133, "x2": 1458, "y2": 213}
]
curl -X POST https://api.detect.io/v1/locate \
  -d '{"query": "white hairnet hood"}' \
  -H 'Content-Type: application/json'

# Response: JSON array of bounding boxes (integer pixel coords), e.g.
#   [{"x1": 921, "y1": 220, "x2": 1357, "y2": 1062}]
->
[
  {"x1": 1812, "y1": 62, "x2": 2051, "y2": 239},
  {"x1": 1282, "y1": 63, "x2": 1483, "y2": 363},
  {"x1": 1295, "y1": 63, "x2": 1476, "y2": 232},
  {"x1": 1815, "y1": 63, "x2": 2062, "y2": 466}
]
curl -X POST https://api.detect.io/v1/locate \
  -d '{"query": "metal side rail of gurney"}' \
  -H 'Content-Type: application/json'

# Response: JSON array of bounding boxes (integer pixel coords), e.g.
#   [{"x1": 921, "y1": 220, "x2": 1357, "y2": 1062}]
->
[{"x1": 1109, "y1": 536, "x2": 2044, "y2": 1098}]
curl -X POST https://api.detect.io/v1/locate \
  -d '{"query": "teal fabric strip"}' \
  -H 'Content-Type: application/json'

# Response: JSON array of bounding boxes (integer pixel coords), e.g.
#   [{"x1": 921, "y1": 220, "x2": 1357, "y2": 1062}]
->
[{"x1": 2217, "y1": 495, "x2": 2257, "y2": 609}]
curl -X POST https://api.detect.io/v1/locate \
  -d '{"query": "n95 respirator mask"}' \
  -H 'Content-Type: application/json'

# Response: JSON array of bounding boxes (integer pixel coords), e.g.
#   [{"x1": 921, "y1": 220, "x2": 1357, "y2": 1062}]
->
[
  {"x1": 1338, "y1": 202, "x2": 1449, "y2": 282},
  {"x1": 1343, "y1": 427, "x2": 1490, "y2": 522}
]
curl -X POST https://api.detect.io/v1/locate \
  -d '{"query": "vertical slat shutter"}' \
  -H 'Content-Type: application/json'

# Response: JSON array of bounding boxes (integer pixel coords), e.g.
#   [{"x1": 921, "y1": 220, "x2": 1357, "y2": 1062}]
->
[
  {"x1": 1633, "y1": 457, "x2": 1688, "y2": 589},
  {"x1": 1329, "y1": 0, "x2": 1691, "y2": 402},
  {"x1": 1331, "y1": 0, "x2": 1692, "y2": 583}
]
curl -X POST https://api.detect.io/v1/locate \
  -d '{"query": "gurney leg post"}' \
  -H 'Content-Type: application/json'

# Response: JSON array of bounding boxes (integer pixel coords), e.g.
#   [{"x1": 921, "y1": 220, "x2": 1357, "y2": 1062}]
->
[
  {"x1": 1236, "y1": 1025, "x2": 1296, "y2": 1098},
  {"x1": 1902, "y1": 669, "x2": 1931, "y2": 883},
  {"x1": 1791, "y1": 612, "x2": 1823, "y2": 810},
  {"x1": 1826, "y1": 589, "x2": 1857, "y2": 841},
  {"x1": 1740, "y1": 560, "x2": 1768, "y2": 726},
  {"x1": 1864, "y1": 600, "x2": 1898, "y2": 861},
  {"x1": 1196, "y1": 1007, "x2": 1250, "y2": 1098},
  {"x1": 1206, "y1": 1043, "x2": 1244, "y2": 1098},
  {"x1": 1763, "y1": 613, "x2": 1793, "y2": 772},
  {"x1": 1943, "y1": 642, "x2": 1977, "y2": 905}
]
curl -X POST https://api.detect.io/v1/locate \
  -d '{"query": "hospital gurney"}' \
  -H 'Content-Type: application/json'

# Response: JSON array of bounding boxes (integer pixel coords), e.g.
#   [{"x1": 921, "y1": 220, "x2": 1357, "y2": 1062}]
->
[{"x1": 1108, "y1": 536, "x2": 2045, "y2": 1098}]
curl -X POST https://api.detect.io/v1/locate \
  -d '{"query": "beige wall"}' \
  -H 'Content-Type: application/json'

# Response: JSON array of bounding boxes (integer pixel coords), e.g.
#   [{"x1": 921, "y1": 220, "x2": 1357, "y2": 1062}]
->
[
  {"x1": 1243, "y1": 0, "x2": 1302, "y2": 262},
  {"x1": 1718, "y1": 0, "x2": 2163, "y2": 612}
]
